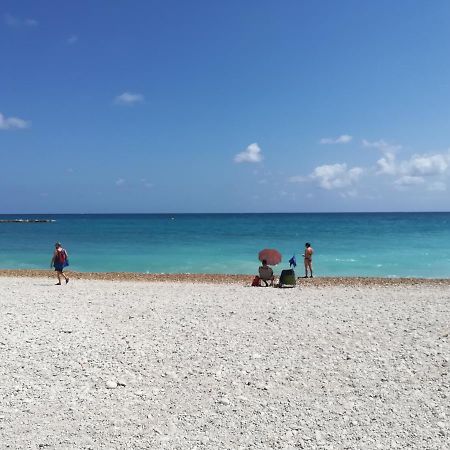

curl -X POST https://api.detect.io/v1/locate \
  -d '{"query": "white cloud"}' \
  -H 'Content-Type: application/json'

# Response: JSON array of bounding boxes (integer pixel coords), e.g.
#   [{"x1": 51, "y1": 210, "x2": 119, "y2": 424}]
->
[
  {"x1": 377, "y1": 150, "x2": 450, "y2": 179},
  {"x1": 402, "y1": 153, "x2": 449, "y2": 176},
  {"x1": 291, "y1": 163, "x2": 363, "y2": 190},
  {"x1": 288, "y1": 163, "x2": 364, "y2": 190},
  {"x1": 67, "y1": 35, "x2": 78, "y2": 45},
  {"x1": 291, "y1": 136, "x2": 450, "y2": 194},
  {"x1": 375, "y1": 149, "x2": 450, "y2": 191},
  {"x1": 362, "y1": 139, "x2": 402, "y2": 153},
  {"x1": 394, "y1": 175, "x2": 425, "y2": 186},
  {"x1": 115, "y1": 178, "x2": 126, "y2": 186},
  {"x1": 376, "y1": 152, "x2": 397, "y2": 175},
  {"x1": 370, "y1": 139, "x2": 450, "y2": 191},
  {"x1": 4, "y1": 13, "x2": 38, "y2": 27},
  {"x1": 319, "y1": 134, "x2": 352, "y2": 145},
  {"x1": 0, "y1": 112, "x2": 30, "y2": 130},
  {"x1": 311, "y1": 163, "x2": 363, "y2": 189},
  {"x1": 114, "y1": 92, "x2": 144, "y2": 106},
  {"x1": 234, "y1": 143, "x2": 263, "y2": 163}
]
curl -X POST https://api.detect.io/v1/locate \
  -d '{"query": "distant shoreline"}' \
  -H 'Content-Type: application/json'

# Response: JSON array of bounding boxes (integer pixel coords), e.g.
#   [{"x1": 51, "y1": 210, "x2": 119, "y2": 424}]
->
[
  {"x1": 0, "y1": 219, "x2": 54, "y2": 223},
  {"x1": 1, "y1": 269, "x2": 449, "y2": 286}
]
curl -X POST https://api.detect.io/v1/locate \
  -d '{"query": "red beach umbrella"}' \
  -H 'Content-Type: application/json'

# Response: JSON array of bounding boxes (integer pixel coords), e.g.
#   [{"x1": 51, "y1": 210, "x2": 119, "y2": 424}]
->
[{"x1": 258, "y1": 248, "x2": 282, "y2": 266}]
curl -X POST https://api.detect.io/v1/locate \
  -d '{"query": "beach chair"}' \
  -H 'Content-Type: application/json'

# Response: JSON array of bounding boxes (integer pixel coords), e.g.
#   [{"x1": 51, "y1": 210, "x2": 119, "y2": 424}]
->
[{"x1": 279, "y1": 269, "x2": 296, "y2": 288}]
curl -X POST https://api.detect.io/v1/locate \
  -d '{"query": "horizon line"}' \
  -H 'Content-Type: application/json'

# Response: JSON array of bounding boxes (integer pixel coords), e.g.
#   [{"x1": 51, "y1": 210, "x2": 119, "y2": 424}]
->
[{"x1": 1, "y1": 211, "x2": 450, "y2": 215}]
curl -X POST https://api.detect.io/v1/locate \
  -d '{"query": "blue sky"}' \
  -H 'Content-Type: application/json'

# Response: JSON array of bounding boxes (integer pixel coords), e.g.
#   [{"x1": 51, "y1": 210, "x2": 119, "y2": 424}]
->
[{"x1": 2, "y1": 0, "x2": 450, "y2": 213}]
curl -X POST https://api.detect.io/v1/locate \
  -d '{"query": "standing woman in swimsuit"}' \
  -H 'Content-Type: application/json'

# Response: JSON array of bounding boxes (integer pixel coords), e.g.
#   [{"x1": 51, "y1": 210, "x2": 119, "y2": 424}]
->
[{"x1": 303, "y1": 242, "x2": 314, "y2": 278}]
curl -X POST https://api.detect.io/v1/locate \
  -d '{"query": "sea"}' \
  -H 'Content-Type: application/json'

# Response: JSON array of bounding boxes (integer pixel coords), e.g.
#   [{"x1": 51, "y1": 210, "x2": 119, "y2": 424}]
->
[{"x1": 0, "y1": 213, "x2": 449, "y2": 278}]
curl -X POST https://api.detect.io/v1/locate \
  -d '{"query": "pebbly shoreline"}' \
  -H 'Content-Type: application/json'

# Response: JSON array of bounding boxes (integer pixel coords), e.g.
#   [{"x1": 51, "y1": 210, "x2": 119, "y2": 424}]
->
[{"x1": 0, "y1": 268, "x2": 449, "y2": 287}]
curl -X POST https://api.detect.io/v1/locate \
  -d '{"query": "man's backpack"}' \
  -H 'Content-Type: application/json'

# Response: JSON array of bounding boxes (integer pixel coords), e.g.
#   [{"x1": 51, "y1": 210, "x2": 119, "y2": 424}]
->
[{"x1": 56, "y1": 249, "x2": 69, "y2": 266}]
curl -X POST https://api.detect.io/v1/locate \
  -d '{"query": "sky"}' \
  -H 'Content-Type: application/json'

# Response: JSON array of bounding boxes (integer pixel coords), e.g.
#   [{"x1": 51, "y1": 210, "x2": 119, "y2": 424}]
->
[{"x1": 2, "y1": 0, "x2": 450, "y2": 213}]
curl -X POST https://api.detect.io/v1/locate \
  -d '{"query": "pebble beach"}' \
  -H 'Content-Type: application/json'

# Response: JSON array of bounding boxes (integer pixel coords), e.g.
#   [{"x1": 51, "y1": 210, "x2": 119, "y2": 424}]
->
[{"x1": 0, "y1": 272, "x2": 449, "y2": 449}]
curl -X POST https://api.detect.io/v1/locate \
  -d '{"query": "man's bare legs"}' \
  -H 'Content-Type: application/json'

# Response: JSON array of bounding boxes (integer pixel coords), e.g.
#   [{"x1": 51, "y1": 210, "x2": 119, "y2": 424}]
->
[
  {"x1": 307, "y1": 260, "x2": 313, "y2": 278},
  {"x1": 303, "y1": 260, "x2": 313, "y2": 278},
  {"x1": 302, "y1": 243, "x2": 314, "y2": 278},
  {"x1": 56, "y1": 271, "x2": 69, "y2": 285}
]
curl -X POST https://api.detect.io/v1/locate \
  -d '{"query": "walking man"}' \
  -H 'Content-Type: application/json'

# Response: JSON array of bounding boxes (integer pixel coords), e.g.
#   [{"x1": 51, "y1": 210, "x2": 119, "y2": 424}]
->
[{"x1": 51, "y1": 242, "x2": 69, "y2": 285}]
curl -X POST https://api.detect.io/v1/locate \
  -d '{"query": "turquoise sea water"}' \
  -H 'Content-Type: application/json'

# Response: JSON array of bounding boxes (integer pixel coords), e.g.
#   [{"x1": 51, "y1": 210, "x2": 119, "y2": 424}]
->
[{"x1": 0, "y1": 213, "x2": 449, "y2": 278}]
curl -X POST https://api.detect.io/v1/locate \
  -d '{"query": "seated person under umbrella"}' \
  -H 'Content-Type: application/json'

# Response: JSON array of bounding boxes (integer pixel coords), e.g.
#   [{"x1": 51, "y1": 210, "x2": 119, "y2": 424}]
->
[{"x1": 258, "y1": 259, "x2": 274, "y2": 286}]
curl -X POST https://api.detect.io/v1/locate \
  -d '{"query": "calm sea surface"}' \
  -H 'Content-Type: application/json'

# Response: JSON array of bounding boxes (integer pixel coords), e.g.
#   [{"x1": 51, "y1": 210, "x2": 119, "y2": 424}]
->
[{"x1": 0, "y1": 213, "x2": 449, "y2": 278}]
